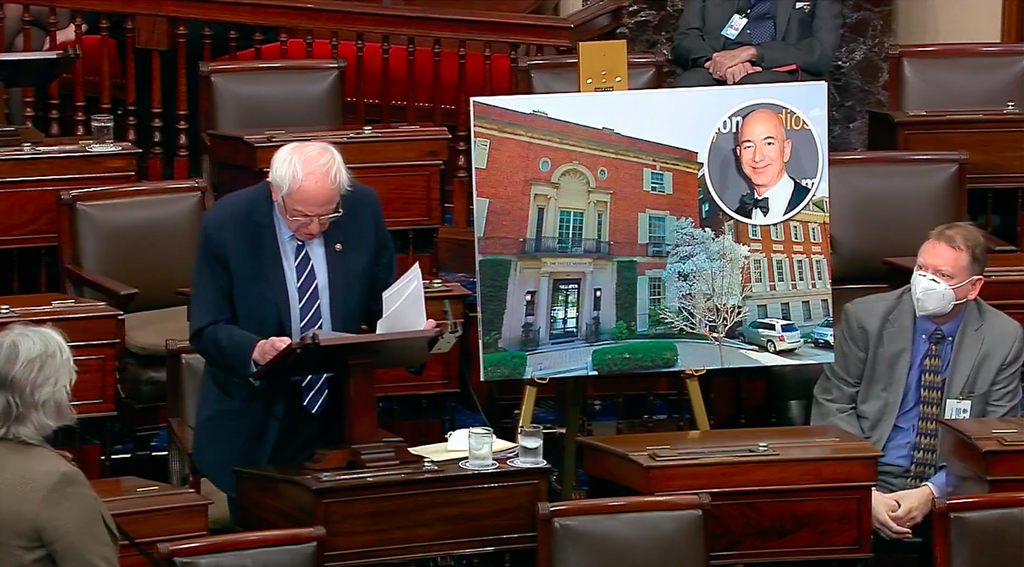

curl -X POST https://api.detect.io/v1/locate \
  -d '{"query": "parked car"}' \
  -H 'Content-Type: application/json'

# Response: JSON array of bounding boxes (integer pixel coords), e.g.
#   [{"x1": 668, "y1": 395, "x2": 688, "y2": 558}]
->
[
  {"x1": 736, "y1": 318, "x2": 803, "y2": 353},
  {"x1": 811, "y1": 317, "x2": 834, "y2": 348}
]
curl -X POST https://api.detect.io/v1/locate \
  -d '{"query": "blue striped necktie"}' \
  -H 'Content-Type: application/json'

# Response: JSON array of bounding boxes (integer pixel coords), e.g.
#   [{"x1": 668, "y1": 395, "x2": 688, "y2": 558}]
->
[
  {"x1": 295, "y1": 240, "x2": 329, "y2": 415},
  {"x1": 748, "y1": 0, "x2": 776, "y2": 45}
]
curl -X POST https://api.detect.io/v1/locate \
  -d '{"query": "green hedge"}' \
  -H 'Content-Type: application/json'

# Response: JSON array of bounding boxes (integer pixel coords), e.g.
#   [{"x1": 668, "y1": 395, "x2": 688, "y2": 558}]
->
[
  {"x1": 483, "y1": 351, "x2": 528, "y2": 380},
  {"x1": 478, "y1": 258, "x2": 513, "y2": 352},
  {"x1": 591, "y1": 341, "x2": 678, "y2": 375},
  {"x1": 615, "y1": 260, "x2": 637, "y2": 330}
]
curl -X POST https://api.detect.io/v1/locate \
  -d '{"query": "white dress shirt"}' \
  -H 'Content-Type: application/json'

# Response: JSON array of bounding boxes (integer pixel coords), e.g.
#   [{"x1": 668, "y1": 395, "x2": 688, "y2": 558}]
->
[{"x1": 751, "y1": 174, "x2": 795, "y2": 225}]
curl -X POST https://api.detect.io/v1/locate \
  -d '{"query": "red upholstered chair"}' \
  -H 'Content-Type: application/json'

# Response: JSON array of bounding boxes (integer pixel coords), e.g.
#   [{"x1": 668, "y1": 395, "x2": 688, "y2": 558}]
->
[
  {"x1": 56, "y1": 36, "x2": 125, "y2": 97},
  {"x1": 220, "y1": 38, "x2": 512, "y2": 111}
]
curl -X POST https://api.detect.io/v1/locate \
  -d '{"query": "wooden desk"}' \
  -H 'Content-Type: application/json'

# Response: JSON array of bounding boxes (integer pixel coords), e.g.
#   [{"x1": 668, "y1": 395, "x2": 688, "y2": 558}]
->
[
  {"x1": 884, "y1": 254, "x2": 1024, "y2": 323},
  {"x1": 0, "y1": 140, "x2": 141, "y2": 294},
  {"x1": 207, "y1": 125, "x2": 449, "y2": 229},
  {"x1": 867, "y1": 109, "x2": 1024, "y2": 248},
  {"x1": 578, "y1": 425, "x2": 880, "y2": 565},
  {"x1": 93, "y1": 476, "x2": 212, "y2": 567},
  {"x1": 235, "y1": 459, "x2": 549, "y2": 566},
  {"x1": 0, "y1": 293, "x2": 123, "y2": 416},
  {"x1": 941, "y1": 417, "x2": 1024, "y2": 496}
]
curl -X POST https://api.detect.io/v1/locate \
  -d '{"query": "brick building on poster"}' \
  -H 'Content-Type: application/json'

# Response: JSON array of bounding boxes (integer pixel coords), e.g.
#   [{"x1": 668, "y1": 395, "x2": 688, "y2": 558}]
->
[
  {"x1": 473, "y1": 102, "x2": 700, "y2": 350},
  {"x1": 726, "y1": 196, "x2": 833, "y2": 330}
]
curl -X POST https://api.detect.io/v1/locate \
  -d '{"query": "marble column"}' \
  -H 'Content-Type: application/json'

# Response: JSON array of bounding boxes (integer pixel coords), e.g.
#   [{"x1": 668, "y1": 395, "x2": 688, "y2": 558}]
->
[
  {"x1": 536, "y1": 272, "x2": 551, "y2": 344},
  {"x1": 617, "y1": 0, "x2": 895, "y2": 151}
]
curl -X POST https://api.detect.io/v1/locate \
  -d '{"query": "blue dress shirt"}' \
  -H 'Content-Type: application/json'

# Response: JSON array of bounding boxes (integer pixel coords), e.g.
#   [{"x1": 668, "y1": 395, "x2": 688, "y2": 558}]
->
[
  {"x1": 272, "y1": 204, "x2": 332, "y2": 339},
  {"x1": 879, "y1": 308, "x2": 966, "y2": 496}
]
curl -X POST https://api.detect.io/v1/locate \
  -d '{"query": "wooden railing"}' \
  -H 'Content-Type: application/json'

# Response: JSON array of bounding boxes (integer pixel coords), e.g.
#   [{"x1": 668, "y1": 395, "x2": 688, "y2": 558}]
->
[{"x1": 2, "y1": 0, "x2": 628, "y2": 228}]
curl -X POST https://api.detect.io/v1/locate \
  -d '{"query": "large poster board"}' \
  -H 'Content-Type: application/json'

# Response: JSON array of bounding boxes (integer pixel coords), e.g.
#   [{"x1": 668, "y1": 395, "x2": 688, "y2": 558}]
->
[{"x1": 471, "y1": 82, "x2": 832, "y2": 381}]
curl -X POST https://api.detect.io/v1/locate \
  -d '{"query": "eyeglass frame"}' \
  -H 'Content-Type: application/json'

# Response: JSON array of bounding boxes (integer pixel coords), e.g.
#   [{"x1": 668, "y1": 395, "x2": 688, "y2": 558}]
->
[{"x1": 280, "y1": 195, "x2": 343, "y2": 226}]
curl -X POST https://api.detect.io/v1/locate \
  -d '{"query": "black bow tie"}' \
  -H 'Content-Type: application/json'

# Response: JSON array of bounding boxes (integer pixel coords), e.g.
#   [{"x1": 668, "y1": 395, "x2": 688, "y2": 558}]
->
[{"x1": 740, "y1": 192, "x2": 770, "y2": 215}]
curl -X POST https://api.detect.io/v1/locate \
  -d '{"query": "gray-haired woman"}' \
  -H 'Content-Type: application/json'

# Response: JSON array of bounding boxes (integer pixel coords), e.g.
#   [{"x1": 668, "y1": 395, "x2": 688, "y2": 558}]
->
[{"x1": 0, "y1": 323, "x2": 119, "y2": 567}]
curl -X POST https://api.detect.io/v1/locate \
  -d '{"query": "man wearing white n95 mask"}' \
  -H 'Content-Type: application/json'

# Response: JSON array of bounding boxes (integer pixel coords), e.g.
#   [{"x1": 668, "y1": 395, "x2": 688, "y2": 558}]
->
[{"x1": 811, "y1": 222, "x2": 1023, "y2": 541}]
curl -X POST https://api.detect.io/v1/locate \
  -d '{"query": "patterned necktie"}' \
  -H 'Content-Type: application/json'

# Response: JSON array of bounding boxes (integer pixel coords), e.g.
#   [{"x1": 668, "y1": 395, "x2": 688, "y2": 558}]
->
[
  {"x1": 295, "y1": 241, "x2": 329, "y2": 415},
  {"x1": 908, "y1": 327, "x2": 946, "y2": 488},
  {"x1": 748, "y1": 0, "x2": 776, "y2": 45}
]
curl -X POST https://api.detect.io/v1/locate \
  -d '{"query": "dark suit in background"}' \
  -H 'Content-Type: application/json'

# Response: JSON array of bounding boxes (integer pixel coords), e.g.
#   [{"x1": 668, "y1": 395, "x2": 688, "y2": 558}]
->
[
  {"x1": 189, "y1": 180, "x2": 394, "y2": 497},
  {"x1": 733, "y1": 175, "x2": 811, "y2": 222},
  {"x1": 672, "y1": 0, "x2": 842, "y2": 87}
]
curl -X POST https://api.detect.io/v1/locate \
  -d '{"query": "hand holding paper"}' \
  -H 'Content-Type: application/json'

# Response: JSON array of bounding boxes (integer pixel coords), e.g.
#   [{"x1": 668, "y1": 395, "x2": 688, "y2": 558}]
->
[{"x1": 377, "y1": 263, "x2": 430, "y2": 333}]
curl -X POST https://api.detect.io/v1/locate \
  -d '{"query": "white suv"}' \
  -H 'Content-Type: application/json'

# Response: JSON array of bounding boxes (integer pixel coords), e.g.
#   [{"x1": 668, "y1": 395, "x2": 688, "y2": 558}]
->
[{"x1": 737, "y1": 318, "x2": 804, "y2": 353}]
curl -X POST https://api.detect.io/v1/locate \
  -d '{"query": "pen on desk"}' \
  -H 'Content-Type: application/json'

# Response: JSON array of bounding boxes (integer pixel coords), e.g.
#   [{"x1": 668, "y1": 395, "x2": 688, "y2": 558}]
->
[{"x1": 136, "y1": 486, "x2": 160, "y2": 492}]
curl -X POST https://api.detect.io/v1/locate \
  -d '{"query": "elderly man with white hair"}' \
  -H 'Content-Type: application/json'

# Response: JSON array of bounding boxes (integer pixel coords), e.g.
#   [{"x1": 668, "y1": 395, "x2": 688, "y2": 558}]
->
[
  {"x1": 0, "y1": 323, "x2": 120, "y2": 567},
  {"x1": 189, "y1": 141, "x2": 429, "y2": 522}
]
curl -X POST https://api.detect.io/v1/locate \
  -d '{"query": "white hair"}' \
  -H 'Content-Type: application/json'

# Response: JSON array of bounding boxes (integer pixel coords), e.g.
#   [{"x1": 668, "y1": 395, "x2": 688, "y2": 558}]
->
[
  {"x1": 267, "y1": 141, "x2": 351, "y2": 198},
  {"x1": 0, "y1": 323, "x2": 77, "y2": 444}
]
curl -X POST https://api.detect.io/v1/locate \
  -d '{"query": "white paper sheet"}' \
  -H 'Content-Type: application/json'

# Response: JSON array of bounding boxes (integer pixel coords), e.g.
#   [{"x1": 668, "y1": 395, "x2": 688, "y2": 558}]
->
[{"x1": 377, "y1": 263, "x2": 427, "y2": 333}]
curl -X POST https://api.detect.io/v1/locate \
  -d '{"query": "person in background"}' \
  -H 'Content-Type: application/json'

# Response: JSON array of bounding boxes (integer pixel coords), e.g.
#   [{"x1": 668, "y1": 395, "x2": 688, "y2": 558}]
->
[
  {"x1": 671, "y1": 0, "x2": 842, "y2": 87},
  {"x1": 0, "y1": 323, "x2": 120, "y2": 567},
  {"x1": 811, "y1": 223, "x2": 1023, "y2": 540},
  {"x1": 729, "y1": 107, "x2": 811, "y2": 224}
]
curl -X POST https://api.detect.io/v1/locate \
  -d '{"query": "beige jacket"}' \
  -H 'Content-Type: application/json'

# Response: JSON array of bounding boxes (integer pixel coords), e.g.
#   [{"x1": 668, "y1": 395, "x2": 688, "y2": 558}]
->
[{"x1": 0, "y1": 439, "x2": 120, "y2": 567}]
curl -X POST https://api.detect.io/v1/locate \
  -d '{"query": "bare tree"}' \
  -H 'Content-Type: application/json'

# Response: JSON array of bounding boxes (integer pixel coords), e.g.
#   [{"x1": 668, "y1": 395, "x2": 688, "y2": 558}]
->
[{"x1": 661, "y1": 218, "x2": 751, "y2": 367}]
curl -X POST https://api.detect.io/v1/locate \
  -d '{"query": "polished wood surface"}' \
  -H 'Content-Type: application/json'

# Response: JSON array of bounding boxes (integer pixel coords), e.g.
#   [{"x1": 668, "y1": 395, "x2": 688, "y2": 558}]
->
[
  {"x1": 933, "y1": 492, "x2": 1024, "y2": 567},
  {"x1": 884, "y1": 254, "x2": 1024, "y2": 323},
  {"x1": 0, "y1": 293, "x2": 123, "y2": 415},
  {"x1": 867, "y1": 109, "x2": 1024, "y2": 248},
  {"x1": 578, "y1": 425, "x2": 881, "y2": 564},
  {"x1": 940, "y1": 417, "x2": 1024, "y2": 496},
  {"x1": 0, "y1": 140, "x2": 141, "y2": 294},
  {"x1": 157, "y1": 526, "x2": 327, "y2": 561},
  {"x1": 92, "y1": 476, "x2": 212, "y2": 567},
  {"x1": 207, "y1": 125, "x2": 449, "y2": 229},
  {"x1": 235, "y1": 458, "x2": 549, "y2": 566}
]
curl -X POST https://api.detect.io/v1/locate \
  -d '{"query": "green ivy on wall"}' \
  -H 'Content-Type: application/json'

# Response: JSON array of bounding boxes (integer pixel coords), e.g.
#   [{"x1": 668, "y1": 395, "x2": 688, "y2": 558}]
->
[{"x1": 478, "y1": 258, "x2": 513, "y2": 352}]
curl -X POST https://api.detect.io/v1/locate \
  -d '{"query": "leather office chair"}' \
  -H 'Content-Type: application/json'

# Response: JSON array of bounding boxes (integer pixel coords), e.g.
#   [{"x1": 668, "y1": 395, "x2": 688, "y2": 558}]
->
[
  {"x1": 166, "y1": 340, "x2": 204, "y2": 491},
  {"x1": 537, "y1": 494, "x2": 710, "y2": 567},
  {"x1": 932, "y1": 493, "x2": 1024, "y2": 567},
  {"x1": 767, "y1": 363, "x2": 822, "y2": 426},
  {"x1": 198, "y1": 58, "x2": 346, "y2": 134},
  {"x1": 886, "y1": 43, "x2": 1024, "y2": 111},
  {"x1": 155, "y1": 526, "x2": 327, "y2": 567},
  {"x1": 515, "y1": 52, "x2": 665, "y2": 94},
  {"x1": 828, "y1": 151, "x2": 967, "y2": 323},
  {"x1": 58, "y1": 180, "x2": 211, "y2": 429}
]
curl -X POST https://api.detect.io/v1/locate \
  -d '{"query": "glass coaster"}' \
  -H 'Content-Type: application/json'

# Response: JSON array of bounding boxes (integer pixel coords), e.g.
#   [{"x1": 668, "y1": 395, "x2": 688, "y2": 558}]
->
[
  {"x1": 459, "y1": 459, "x2": 499, "y2": 470},
  {"x1": 508, "y1": 458, "x2": 548, "y2": 468},
  {"x1": 85, "y1": 144, "x2": 120, "y2": 152}
]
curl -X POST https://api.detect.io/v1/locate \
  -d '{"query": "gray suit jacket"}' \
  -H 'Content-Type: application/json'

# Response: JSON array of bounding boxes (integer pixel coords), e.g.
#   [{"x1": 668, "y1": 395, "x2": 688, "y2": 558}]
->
[
  {"x1": 0, "y1": 440, "x2": 120, "y2": 567},
  {"x1": 671, "y1": 0, "x2": 842, "y2": 77},
  {"x1": 811, "y1": 287, "x2": 1024, "y2": 452}
]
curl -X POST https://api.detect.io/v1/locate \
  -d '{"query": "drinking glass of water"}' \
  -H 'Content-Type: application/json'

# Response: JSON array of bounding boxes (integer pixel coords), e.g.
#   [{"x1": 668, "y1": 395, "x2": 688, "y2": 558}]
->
[
  {"x1": 467, "y1": 427, "x2": 493, "y2": 468},
  {"x1": 89, "y1": 114, "x2": 115, "y2": 150},
  {"x1": 518, "y1": 424, "x2": 544, "y2": 465}
]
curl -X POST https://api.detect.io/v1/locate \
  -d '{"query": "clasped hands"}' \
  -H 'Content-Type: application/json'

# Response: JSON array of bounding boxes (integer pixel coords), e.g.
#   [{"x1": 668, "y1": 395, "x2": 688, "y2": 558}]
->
[
  {"x1": 252, "y1": 319, "x2": 438, "y2": 365},
  {"x1": 871, "y1": 486, "x2": 934, "y2": 540},
  {"x1": 704, "y1": 46, "x2": 762, "y2": 84}
]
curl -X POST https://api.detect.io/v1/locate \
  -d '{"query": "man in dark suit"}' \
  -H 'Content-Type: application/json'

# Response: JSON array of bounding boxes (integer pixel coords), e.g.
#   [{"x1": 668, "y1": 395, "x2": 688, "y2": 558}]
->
[
  {"x1": 730, "y1": 108, "x2": 810, "y2": 224},
  {"x1": 671, "y1": 0, "x2": 842, "y2": 87},
  {"x1": 812, "y1": 223, "x2": 1022, "y2": 540},
  {"x1": 189, "y1": 141, "x2": 409, "y2": 518}
]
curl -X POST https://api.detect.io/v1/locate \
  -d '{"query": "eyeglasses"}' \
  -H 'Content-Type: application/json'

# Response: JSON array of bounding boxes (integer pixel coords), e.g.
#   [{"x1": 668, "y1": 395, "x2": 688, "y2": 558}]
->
[{"x1": 281, "y1": 197, "x2": 343, "y2": 226}]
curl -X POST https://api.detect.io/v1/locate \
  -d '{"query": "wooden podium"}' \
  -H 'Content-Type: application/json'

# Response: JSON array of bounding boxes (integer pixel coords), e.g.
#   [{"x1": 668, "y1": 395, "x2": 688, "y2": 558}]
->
[
  {"x1": 252, "y1": 328, "x2": 441, "y2": 470},
  {"x1": 940, "y1": 417, "x2": 1024, "y2": 496},
  {"x1": 578, "y1": 425, "x2": 880, "y2": 565}
]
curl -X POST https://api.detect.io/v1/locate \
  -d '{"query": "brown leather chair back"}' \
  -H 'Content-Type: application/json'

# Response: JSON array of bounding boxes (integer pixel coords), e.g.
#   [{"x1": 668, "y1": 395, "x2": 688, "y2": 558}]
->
[
  {"x1": 58, "y1": 180, "x2": 210, "y2": 314},
  {"x1": 516, "y1": 53, "x2": 665, "y2": 94},
  {"x1": 166, "y1": 341, "x2": 204, "y2": 442},
  {"x1": 887, "y1": 43, "x2": 1024, "y2": 111},
  {"x1": 156, "y1": 527, "x2": 326, "y2": 567},
  {"x1": 828, "y1": 151, "x2": 967, "y2": 285},
  {"x1": 199, "y1": 59, "x2": 346, "y2": 133},
  {"x1": 933, "y1": 493, "x2": 1024, "y2": 567},
  {"x1": 537, "y1": 495, "x2": 710, "y2": 567}
]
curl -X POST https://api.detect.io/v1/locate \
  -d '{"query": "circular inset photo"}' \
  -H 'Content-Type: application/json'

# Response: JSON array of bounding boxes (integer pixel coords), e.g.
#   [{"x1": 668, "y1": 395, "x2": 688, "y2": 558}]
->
[{"x1": 704, "y1": 100, "x2": 822, "y2": 226}]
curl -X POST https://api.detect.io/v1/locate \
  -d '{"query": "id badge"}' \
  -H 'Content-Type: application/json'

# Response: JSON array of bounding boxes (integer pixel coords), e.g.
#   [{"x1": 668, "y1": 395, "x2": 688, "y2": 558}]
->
[
  {"x1": 944, "y1": 399, "x2": 972, "y2": 419},
  {"x1": 721, "y1": 13, "x2": 748, "y2": 40}
]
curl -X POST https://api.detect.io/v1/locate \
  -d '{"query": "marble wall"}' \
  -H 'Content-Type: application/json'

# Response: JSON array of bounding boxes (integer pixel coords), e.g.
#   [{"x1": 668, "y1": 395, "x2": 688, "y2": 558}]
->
[{"x1": 618, "y1": 0, "x2": 895, "y2": 151}]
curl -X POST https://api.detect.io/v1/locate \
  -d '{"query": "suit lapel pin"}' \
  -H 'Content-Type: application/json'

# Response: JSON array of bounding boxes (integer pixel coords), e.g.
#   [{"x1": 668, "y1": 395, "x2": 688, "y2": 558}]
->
[{"x1": 335, "y1": 243, "x2": 344, "y2": 251}]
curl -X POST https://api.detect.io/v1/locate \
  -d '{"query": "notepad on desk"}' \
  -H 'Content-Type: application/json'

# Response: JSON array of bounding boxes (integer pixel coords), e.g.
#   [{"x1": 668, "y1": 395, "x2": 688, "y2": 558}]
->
[{"x1": 409, "y1": 439, "x2": 518, "y2": 462}]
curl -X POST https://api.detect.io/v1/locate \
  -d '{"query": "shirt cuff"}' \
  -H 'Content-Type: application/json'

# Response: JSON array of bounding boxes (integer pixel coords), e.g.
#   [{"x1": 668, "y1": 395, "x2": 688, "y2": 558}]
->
[{"x1": 925, "y1": 468, "x2": 947, "y2": 498}]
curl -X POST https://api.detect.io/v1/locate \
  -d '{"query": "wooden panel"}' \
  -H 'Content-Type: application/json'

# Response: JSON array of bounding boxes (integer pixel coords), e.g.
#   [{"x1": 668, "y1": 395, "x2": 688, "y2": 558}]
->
[
  {"x1": 1004, "y1": 0, "x2": 1024, "y2": 42},
  {"x1": 0, "y1": 187, "x2": 56, "y2": 245},
  {"x1": 0, "y1": 293, "x2": 123, "y2": 415},
  {"x1": 940, "y1": 417, "x2": 1024, "y2": 496},
  {"x1": 351, "y1": 166, "x2": 441, "y2": 227},
  {"x1": 901, "y1": 128, "x2": 1024, "y2": 180}
]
